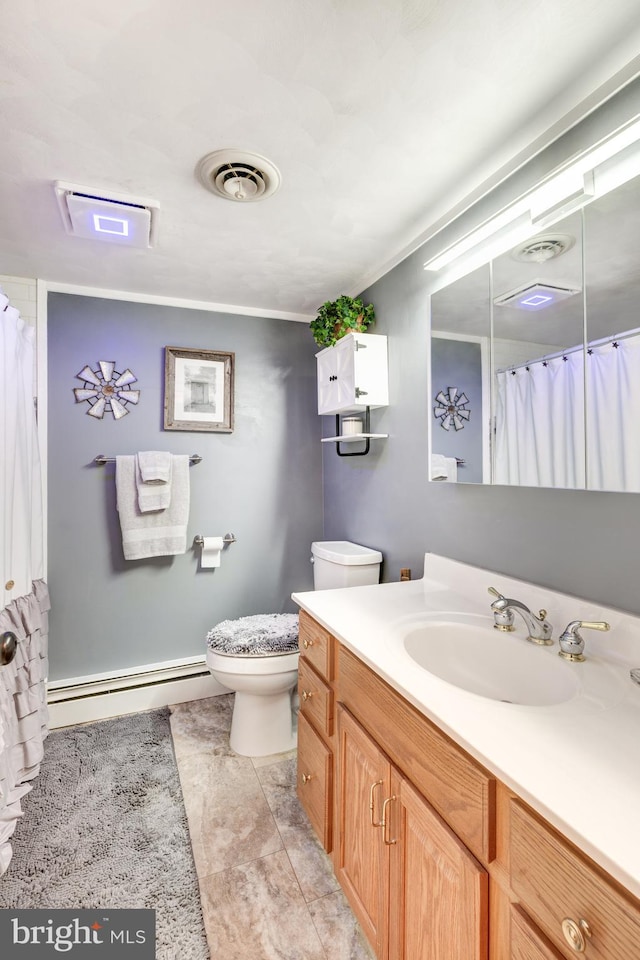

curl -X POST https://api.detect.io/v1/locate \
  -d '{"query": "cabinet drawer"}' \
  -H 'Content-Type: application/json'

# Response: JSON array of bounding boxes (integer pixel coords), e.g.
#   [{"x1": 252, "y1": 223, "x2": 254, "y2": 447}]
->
[
  {"x1": 338, "y1": 645, "x2": 495, "y2": 863},
  {"x1": 298, "y1": 657, "x2": 333, "y2": 739},
  {"x1": 511, "y1": 905, "x2": 564, "y2": 960},
  {"x1": 299, "y1": 609, "x2": 334, "y2": 680},
  {"x1": 509, "y1": 799, "x2": 640, "y2": 960},
  {"x1": 297, "y1": 712, "x2": 332, "y2": 852}
]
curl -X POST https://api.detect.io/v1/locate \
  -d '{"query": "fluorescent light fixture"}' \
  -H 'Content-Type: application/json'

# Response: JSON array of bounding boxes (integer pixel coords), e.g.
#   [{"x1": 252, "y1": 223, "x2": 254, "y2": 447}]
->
[
  {"x1": 423, "y1": 202, "x2": 529, "y2": 271},
  {"x1": 54, "y1": 181, "x2": 159, "y2": 247},
  {"x1": 424, "y1": 115, "x2": 640, "y2": 273}
]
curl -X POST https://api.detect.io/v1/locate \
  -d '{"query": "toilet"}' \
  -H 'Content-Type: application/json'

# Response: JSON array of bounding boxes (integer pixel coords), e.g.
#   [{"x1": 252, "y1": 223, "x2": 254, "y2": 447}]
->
[{"x1": 206, "y1": 540, "x2": 382, "y2": 757}]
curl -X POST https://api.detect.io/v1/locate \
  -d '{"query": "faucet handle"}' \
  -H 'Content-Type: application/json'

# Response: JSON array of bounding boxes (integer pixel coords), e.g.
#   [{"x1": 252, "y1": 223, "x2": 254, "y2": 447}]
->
[
  {"x1": 488, "y1": 586, "x2": 515, "y2": 631},
  {"x1": 558, "y1": 620, "x2": 610, "y2": 662}
]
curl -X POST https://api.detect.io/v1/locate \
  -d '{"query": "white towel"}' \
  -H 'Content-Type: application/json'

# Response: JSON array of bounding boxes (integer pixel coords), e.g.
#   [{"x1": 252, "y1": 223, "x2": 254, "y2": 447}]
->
[
  {"x1": 136, "y1": 454, "x2": 171, "y2": 512},
  {"x1": 138, "y1": 450, "x2": 171, "y2": 483},
  {"x1": 116, "y1": 455, "x2": 190, "y2": 560},
  {"x1": 444, "y1": 457, "x2": 458, "y2": 482},
  {"x1": 430, "y1": 454, "x2": 448, "y2": 480},
  {"x1": 431, "y1": 454, "x2": 458, "y2": 482}
]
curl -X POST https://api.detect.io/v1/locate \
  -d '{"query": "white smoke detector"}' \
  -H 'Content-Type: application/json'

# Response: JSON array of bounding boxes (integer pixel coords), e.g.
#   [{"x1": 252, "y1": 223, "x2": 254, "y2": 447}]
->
[{"x1": 196, "y1": 149, "x2": 281, "y2": 202}]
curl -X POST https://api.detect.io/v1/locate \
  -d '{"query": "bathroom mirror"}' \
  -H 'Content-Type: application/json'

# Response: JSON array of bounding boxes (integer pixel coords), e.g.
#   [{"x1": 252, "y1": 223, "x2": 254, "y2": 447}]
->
[{"x1": 430, "y1": 165, "x2": 640, "y2": 491}]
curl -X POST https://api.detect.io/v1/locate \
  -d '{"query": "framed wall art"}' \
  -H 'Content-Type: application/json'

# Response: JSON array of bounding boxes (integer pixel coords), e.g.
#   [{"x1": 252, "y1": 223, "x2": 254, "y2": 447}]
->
[{"x1": 164, "y1": 346, "x2": 234, "y2": 433}]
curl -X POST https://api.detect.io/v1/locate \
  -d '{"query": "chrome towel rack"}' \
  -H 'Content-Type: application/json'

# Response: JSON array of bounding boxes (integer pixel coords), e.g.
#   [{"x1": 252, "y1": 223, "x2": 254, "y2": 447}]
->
[
  {"x1": 194, "y1": 534, "x2": 236, "y2": 546},
  {"x1": 94, "y1": 453, "x2": 202, "y2": 465}
]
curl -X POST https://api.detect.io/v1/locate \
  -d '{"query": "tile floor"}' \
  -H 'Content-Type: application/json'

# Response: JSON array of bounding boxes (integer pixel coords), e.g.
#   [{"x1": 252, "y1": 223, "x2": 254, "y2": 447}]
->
[{"x1": 169, "y1": 694, "x2": 375, "y2": 960}]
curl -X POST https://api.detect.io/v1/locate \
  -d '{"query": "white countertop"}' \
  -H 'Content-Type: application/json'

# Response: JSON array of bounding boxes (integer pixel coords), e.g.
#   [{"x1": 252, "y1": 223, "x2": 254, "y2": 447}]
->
[{"x1": 292, "y1": 553, "x2": 640, "y2": 898}]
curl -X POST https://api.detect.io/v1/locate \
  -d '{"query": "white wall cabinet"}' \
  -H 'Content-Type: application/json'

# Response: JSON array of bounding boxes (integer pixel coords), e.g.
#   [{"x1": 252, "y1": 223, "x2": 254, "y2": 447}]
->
[{"x1": 316, "y1": 333, "x2": 388, "y2": 415}]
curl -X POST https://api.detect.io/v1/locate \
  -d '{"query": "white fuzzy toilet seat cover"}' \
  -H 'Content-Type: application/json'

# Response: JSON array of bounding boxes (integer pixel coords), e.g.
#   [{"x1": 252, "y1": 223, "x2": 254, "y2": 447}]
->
[{"x1": 206, "y1": 613, "x2": 299, "y2": 656}]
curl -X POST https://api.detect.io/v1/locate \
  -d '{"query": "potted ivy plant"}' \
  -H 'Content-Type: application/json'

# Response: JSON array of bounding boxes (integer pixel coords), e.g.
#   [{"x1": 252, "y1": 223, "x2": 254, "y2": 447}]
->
[{"x1": 310, "y1": 295, "x2": 375, "y2": 348}]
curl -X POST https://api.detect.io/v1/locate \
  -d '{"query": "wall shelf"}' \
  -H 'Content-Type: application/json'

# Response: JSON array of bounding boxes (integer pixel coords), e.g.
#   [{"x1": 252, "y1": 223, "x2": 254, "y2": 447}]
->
[
  {"x1": 315, "y1": 335, "x2": 389, "y2": 457},
  {"x1": 321, "y1": 433, "x2": 388, "y2": 443}
]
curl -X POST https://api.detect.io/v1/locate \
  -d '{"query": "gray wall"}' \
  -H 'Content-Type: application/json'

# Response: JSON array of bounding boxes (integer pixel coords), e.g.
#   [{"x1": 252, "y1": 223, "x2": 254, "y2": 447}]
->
[
  {"x1": 431, "y1": 338, "x2": 483, "y2": 483},
  {"x1": 322, "y1": 78, "x2": 640, "y2": 614},
  {"x1": 47, "y1": 294, "x2": 323, "y2": 681}
]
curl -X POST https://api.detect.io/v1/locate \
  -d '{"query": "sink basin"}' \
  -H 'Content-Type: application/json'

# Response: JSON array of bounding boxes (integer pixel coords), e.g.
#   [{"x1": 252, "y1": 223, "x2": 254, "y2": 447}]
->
[{"x1": 403, "y1": 613, "x2": 580, "y2": 706}]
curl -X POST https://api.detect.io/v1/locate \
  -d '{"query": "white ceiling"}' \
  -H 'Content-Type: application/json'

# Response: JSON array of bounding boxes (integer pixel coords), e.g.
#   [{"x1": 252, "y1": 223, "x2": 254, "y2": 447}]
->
[{"x1": 2, "y1": 0, "x2": 640, "y2": 320}]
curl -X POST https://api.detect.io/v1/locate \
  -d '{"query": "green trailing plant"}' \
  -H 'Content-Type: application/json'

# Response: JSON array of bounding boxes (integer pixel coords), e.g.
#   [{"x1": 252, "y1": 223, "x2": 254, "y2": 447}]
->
[{"x1": 310, "y1": 295, "x2": 376, "y2": 348}]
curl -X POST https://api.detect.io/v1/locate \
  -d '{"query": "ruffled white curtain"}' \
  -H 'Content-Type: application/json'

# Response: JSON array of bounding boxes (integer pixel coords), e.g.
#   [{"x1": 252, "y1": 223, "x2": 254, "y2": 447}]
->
[
  {"x1": 1, "y1": 291, "x2": 43, "y2": 594},
  {"x1": 0, "y1": 287, "x2": 49, "y2": 874},
  {"x1": 495, "y1": 333, "x2": 640, "y2": 490},
  {"x1": 494, "y1": 352, "x2": 585, "y2": 488}
]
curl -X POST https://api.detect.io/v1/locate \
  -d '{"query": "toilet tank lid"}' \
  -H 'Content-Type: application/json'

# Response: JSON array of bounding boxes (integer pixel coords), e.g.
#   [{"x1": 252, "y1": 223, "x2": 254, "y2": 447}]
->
[{"x1": 311, "y1": 540, "x2": 382, "y2": 565}]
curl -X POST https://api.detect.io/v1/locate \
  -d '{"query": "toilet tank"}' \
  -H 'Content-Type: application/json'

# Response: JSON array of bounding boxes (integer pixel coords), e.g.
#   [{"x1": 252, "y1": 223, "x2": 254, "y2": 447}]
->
[{"x1": 311, "y1": 540, "x2": 382, "y2": 590}]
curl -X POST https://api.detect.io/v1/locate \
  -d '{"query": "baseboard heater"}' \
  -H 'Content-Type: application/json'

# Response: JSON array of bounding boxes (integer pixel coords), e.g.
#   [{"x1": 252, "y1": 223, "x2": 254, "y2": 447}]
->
[{"x1": 47, "y1": 656, "x2": 210, "y2": 704}]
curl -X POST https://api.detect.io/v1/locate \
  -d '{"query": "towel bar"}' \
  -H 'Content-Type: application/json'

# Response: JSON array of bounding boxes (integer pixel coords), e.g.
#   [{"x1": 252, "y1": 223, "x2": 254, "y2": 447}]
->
[
  {"x1": 94, "y1": 454, "x2": 202, "y2": 465},
  {"x1": 194, "y1": 534, "x2": 236, "y2": 547}
]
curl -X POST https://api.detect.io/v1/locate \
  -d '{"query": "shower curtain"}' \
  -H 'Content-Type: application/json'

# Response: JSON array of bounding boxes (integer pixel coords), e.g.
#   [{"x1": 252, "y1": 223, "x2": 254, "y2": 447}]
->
[
  {"x1": 0, "y1": 286, "x2": 49, "y2": 874},
  {"x1": 495, "y1": 351, "x2": 585, "y2": 488},
  {"x1": 586, "y1": 334, "x2": 640, "y2": 492},
  {"x1": 495, "y1": 332, "x2": 640, "y2": 491}
]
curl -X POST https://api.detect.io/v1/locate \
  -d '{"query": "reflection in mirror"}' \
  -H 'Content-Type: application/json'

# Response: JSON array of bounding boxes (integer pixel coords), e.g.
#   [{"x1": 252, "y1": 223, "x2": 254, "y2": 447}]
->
[
  {"x1": 585, "y1": 173, "x2": 640, "y2": 492},
  {"x1": 492, "y1": 210, "x2": 584, "y2": 488},
  {"x1": 429, "y1": 161, "x2": 640, "y2": 491},
  {"x1": 430, "y1": 265, "x2": 490, "y2": 483}
]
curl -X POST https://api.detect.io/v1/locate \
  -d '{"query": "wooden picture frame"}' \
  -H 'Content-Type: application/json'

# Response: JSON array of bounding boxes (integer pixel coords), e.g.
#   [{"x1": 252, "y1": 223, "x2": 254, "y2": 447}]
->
[{"x1": 164, "y1": 346, "x2": 234, "y2": 432}]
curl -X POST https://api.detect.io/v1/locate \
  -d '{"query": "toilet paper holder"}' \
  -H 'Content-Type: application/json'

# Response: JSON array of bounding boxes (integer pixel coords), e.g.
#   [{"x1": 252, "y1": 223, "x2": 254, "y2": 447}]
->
[{"x1": 194, "y1": 533, "x2": 236, "y2": 547}]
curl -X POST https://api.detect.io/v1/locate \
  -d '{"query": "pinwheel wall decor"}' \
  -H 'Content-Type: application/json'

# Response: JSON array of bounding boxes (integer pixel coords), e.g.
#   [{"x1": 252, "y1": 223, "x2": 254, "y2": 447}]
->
[
  {"x1": 73, "y1": 361, "x2": 140, "y2": 420},
  {"x1": 433, "y1": 386, "x2": 471, "y2": 431}
]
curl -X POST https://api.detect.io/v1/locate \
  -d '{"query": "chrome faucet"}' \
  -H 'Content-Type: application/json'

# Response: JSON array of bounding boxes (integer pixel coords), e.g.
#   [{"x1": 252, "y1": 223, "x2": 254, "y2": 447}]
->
[
  {"x1": 488, "y1": 587, "x2": 553, "y2": 645},
  {"x1": 558, "y1": 620, "x2": 610, "y2": 661}
]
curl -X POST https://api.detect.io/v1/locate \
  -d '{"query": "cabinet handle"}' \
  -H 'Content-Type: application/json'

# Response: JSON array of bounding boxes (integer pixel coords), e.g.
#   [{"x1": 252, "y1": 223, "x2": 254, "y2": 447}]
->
[
  {"x1": 302, "y1": 638, "x2": 314, "y2": 649},
  {"x1": 301, "y1": 773, "x2": 313, "y2": 784},
  {"x1": 301, "y1": 690, "x2": 314, "y2": 701},
  {"x1": 382, "y1": 795, "x2": 397, "y2": 845},
  {"x1": 561, "y1": 918, "x2": 592, "y2": 953},
  {"x1": 369, "y1": 780, "x2": 384, "y2": 827}
]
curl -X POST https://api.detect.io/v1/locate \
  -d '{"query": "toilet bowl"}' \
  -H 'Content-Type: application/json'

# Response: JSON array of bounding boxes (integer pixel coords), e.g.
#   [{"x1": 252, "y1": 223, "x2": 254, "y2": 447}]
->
[
  {"x1": 206, "y1": 613, "x2": 300, "y2": 757},
  {"x1": 206, "y1": 646, "x2": 299, "y2": 757},
  {"x1": 206, "y1": 542, "x2": 382, "y2": 758}
]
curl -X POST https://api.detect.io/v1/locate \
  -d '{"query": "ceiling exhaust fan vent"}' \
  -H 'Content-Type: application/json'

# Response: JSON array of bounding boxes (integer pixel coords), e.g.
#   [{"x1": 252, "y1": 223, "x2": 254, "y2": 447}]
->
[
  {"x1": 54, "y1": 181, "x2": 159, "y2": 247},
  {"x1": 196, "y1": 150, "x2": 281, "y2": 202},
  {"x1": 511, "y1": 233, "x2": 575, "y2": 263}
]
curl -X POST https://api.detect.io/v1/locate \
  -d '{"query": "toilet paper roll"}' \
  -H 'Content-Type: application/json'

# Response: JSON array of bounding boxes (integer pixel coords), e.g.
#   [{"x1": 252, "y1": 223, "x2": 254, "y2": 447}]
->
[{"x1": 200, "y1": 536, "x2": 224, "y2": 568}]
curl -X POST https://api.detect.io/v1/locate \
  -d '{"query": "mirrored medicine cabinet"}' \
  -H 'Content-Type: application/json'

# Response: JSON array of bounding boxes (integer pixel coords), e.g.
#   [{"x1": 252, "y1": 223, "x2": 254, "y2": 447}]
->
[{"x1": 430, "y1": 128, "x2": 640, "y2": 493}]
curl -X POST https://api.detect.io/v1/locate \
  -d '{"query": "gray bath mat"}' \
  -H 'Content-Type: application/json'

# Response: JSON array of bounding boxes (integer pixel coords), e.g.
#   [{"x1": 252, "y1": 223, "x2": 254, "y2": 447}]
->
[{"x1": 0, "y1": 708, "x2": 209, "y2": 959}]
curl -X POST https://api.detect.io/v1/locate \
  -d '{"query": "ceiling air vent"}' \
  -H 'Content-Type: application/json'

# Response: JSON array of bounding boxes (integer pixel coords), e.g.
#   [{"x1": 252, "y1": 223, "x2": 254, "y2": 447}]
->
[
  {"x1": 196, "y1": 149, "x2": 281, "y2": 202},
  {"x1": 511, "y1": 233, "x2": 575, "y2": 263}
]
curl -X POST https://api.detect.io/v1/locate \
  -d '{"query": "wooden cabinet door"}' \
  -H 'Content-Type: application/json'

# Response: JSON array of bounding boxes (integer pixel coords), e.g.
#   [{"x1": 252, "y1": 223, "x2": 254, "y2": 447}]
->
[
  {"x1": 388, "y1": 772, "x2": 489, "y2": 960},
  {"x1": 297, "y1": 712, "x2": 332, "y2": 852},
  {"x1": 510, "y1": 905, "x2": 565, "y2": 960},
  {"x1": 336, "y1": 706, "x2": 391, "y2": 957}
]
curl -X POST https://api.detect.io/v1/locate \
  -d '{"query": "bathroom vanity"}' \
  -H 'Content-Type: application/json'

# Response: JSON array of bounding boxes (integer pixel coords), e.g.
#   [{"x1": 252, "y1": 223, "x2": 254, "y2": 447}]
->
[{"x1": 293, "y1": 555, "x2": 640, "y2": 960}]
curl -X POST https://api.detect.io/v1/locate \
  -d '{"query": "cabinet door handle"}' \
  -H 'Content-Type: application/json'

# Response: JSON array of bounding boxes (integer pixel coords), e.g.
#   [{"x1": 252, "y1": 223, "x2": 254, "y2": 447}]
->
[
  {"x1": 302, "y1": 638, "x2": 314, "y2": 649},
  {"x1": 561, "y1": 918, "x2": 592, "y2": 953},
  {"x1": 301, "y1": 773, "x2": 313, "y2": 784},
  {"x1": 301, "y1": 689, "x2": 314, "y2": 701},
  {"x1": 369, "y1": 780, "x2": 384, "y2": 827},
  {"x1": 382, "y1": 795, "x2": 397, "y2": 845}
]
